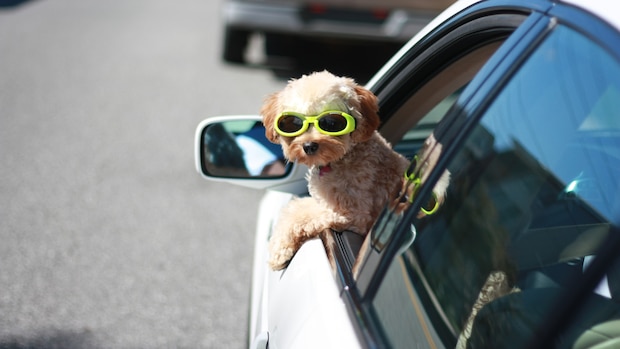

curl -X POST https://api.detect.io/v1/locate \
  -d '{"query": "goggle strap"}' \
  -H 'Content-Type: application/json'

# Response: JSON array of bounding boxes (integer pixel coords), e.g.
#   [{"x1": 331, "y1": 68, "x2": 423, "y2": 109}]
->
[{"x1": 403, "y1": 155, "x2": 439, "y2": 215}]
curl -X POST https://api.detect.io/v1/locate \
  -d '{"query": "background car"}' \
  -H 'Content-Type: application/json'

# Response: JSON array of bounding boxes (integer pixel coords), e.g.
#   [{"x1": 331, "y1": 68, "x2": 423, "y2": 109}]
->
[
  {"x1": 221, "y1": 0, "x2": 452, "y2": 81},
  {"x1": 199, "y1": 0, "x2": 620, "y2": 347}
]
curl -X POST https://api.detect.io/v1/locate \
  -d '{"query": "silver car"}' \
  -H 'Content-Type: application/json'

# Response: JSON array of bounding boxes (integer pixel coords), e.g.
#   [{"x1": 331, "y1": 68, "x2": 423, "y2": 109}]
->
[{"x1": 221, "y1": 0, "x2": 452, "y2": 76}]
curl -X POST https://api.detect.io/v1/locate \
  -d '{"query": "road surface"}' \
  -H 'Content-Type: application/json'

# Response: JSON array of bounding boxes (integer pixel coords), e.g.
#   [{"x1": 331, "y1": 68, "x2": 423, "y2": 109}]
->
[{"x1": 0, "y1": 0, "x2": 285, "y2": 347}]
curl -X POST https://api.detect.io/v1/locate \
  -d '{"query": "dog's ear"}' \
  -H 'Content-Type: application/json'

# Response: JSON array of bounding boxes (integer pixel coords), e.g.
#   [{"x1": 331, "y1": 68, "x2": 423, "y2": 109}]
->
[
  {"x1": 260, "y1": 92, "x2": 281, "y2": 144},
  {"x1": 351, "y1": 85, "x2": 381, "y2": 143}
]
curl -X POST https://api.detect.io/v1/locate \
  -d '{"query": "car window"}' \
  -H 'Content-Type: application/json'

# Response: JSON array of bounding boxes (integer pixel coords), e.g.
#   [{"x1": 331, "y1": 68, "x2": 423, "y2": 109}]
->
[
  {"x1": 366, "y1": 42, "x2": 502, "y2": 255},
  {"x1": 379, "y1": 40, "x2": 503, "y2": 150},
  {"x1": 372, "y1": 23, "x2": 620, "y2": 349}
]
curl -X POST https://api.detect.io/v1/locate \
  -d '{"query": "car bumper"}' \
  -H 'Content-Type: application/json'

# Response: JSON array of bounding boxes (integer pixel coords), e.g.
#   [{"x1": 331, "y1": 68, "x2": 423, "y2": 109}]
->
[{"x1": 223, "y1": 1, "x2": 437, "y2": 43}]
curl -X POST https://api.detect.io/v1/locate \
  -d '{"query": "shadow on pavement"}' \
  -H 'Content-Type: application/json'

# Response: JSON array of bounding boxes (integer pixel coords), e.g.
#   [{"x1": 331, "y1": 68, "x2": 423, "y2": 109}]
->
[
  {"x1": 0, "y1": 329, "x2": 99, "y2": 349},
  {"x1": 0, "y1": 0, "x2": 37, "y2": 8}
]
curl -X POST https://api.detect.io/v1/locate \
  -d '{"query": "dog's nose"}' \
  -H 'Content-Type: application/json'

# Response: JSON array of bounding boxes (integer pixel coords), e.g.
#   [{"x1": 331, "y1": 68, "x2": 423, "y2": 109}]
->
[{"x1": 303, "y1": 142, "x2": 319, "y2": 155}]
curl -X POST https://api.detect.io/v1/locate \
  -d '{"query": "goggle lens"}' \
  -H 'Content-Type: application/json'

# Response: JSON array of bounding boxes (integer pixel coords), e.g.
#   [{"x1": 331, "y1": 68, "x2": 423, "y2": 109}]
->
[
  {"x1": 318, "y1": 113, "x2": 349, "y2": 133},
  {"x1": 277, "y1": 115, "x2": 305, "y2": 133}
]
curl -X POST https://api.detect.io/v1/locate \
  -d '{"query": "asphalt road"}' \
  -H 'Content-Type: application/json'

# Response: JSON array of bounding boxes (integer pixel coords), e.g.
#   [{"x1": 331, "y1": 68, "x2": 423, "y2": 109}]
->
[{"x1": 0, "y1": 0, "x2": 286, "y2": 348}]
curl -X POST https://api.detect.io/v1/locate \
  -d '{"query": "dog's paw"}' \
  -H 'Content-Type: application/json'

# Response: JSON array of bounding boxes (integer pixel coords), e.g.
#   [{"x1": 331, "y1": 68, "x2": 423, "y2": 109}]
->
[
  {"x1": 268, "y1": 248, "x2": 294, "y2": 270},
  {"x1": 268, "y1": 236, "x2": 296, "y2": 270}
]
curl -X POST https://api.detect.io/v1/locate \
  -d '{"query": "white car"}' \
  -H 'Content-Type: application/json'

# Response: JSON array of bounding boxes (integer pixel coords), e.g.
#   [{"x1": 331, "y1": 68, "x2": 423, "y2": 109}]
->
[{"x1": 197, "y1": 0, "x2": 620, "y2": 348}]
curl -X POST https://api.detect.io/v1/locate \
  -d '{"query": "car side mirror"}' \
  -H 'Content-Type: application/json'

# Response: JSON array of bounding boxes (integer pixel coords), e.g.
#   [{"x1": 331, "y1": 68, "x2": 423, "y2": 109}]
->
[
  {"x1": 197, "y1": 116, "x2": 289, "y2": 178},
  {"x1": 195, "y1": 116, "x2": 307, "y2": 192}
]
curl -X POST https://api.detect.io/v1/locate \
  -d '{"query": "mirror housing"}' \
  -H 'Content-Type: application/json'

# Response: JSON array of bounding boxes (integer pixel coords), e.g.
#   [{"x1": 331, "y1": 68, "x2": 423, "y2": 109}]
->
[{"x1": 194, "y1": 115, "x2": 308, "y2": 192}]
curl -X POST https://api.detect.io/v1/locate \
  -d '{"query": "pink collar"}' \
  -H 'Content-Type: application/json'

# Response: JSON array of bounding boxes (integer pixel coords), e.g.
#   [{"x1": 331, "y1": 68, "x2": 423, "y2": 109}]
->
[{"x1": 319, "y1": 164, "x2": 332, "y2": 177}]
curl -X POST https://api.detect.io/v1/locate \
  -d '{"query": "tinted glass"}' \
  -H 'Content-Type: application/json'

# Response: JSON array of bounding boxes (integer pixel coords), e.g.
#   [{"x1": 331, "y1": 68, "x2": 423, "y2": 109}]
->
[
  {"x1": 373, "y1": 25, "x2": 620, "y2": 348},
  {"x1": 278, "y1": 115, "x2": 304, "y2": 132},
  {"x1": 318, "y1": 113, "x2": 348, "y2": 132}
]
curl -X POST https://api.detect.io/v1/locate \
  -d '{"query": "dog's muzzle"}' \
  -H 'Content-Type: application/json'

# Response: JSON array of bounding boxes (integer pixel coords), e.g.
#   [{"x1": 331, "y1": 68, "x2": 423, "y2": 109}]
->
[{"x1": 303, "y1": 142, "x2": 319, "y2": 155}]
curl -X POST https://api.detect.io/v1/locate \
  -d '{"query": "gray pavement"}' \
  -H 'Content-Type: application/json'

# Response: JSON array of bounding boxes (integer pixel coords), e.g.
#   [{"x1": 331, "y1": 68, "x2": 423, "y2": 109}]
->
[{"x1": 0, "y1": 0, "x2": 285, "y2": 347}]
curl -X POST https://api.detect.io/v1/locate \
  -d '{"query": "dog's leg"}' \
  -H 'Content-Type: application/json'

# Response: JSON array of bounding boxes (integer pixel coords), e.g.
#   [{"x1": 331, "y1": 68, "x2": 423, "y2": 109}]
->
[{"x1": 268, "y1": 196, "x2": 348, "y2": 270}]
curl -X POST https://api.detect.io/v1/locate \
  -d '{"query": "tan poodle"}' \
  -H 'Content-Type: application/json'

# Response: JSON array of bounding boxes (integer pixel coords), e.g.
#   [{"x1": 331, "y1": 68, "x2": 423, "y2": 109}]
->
[{"x1": 261, "y1": 71, "x2": 447, "y2": 270}]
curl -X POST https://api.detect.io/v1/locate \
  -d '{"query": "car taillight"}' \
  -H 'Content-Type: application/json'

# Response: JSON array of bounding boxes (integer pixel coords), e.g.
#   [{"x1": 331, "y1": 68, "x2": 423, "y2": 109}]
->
[
  {"x1": 308, "y1": 4, "x2": 327, "y2": 14},
  {"x1": 372, "y1": 9, "x2": 388, "y2": 20}
]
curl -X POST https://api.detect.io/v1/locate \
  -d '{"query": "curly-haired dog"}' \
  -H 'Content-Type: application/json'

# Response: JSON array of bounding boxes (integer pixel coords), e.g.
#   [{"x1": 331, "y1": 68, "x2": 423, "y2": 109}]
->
[{"x1": 261, "y1": 71, "x2": 447, "y2": 270}]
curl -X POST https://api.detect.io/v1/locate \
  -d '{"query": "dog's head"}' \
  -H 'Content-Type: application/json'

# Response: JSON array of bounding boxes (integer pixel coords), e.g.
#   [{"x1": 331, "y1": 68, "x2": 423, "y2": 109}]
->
[{"x1": 261, "y1": 71, "x2": 380, "y2": 167}]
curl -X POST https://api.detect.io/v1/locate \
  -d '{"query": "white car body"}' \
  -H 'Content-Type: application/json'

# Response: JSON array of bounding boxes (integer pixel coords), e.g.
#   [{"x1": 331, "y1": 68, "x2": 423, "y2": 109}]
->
[{"x1": 197, "y1": 0, "x2": 620, "y2": 348}]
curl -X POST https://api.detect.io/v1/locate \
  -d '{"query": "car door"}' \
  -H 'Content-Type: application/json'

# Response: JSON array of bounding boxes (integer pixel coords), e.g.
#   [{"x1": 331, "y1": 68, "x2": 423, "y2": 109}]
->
[{"x1": 338, "y1": 1, "x2": 620, "y2": 348}]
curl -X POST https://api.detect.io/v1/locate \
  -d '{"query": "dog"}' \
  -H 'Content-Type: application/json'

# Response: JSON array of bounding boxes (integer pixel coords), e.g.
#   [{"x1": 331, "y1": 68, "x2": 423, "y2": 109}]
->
[{"x1": 261, "y1": 70, "x2": 448, "y2": 270}]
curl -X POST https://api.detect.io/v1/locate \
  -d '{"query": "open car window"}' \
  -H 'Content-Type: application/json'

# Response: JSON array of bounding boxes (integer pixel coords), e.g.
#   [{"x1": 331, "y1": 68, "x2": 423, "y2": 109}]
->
[
  {"x1": 371, "y1": 22, "x2": 620, "y2": 349},
  {"x1": 354, "y1": 41, "x2": 504, "y2": 275}
]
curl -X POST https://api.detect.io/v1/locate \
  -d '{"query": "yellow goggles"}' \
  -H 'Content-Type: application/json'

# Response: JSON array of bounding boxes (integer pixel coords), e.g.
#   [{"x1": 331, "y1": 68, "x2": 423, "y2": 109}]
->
[
  {"x1": 404, "y1": 155, "x2": 439, "y2": 215},
  {"x1": 274, "y1": 111, "x2": 356, "y2": 137}
]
